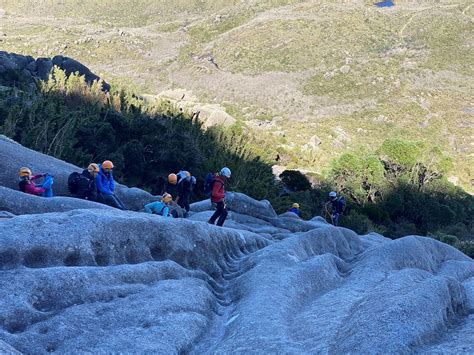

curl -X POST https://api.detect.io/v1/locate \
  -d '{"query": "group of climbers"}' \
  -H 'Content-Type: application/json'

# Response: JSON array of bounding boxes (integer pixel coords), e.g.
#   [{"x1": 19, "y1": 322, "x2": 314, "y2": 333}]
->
[
  {"x1": 18, "y1": 160, "x2": 127, "y2": 210},
  {"x1": 68, "y1": 160, "x2": 126, "y2": 210},
  {"x1": 18, "y1": 162, "x2": 343, "y2": 227}
]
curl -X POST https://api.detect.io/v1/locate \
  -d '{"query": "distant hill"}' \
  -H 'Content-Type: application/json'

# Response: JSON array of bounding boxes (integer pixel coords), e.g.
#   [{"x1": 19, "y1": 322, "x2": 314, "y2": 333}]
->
[{"x1": 0, "y1": 0, "x2": 472, "y2": 191}]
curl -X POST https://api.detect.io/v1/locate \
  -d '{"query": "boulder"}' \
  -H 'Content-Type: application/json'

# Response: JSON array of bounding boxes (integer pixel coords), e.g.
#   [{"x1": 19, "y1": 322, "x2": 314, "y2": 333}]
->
[
  {"x1": 0, "y1": 186, "x2": 112, "y2": 215},
  {"x1": 190, "y1": 192, "x2": 277, "y2": 221},
  {"x1": 0, "y1": 210, "x2": 16, "y2": 219},
  {"x1": 0, "y1": 203, "x2": 473, "y2": 353},
  {"x1": 55, "y1": 56, "x2": 111, "y2": 91},
  {"x1": 0, "y1": 135, "x2": 157, "y2": 211},
  {"x1": 35, "y1": 58, "x2": 53, "y2": 80}
]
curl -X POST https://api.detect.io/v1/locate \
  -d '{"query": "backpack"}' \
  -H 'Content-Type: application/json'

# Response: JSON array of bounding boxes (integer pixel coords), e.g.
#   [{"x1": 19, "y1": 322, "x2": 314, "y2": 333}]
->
[
  {"x1": 18, "y1": 179, "x2": 27, "y2": 193},
  {"x1": 67, "y1": 172, "x2": 81, "y2": 195},
  {"x1": 203, "y1": 172, "x2": 215, "y2": 196},
  {"x1": 338, "y1": 196, "x2": 346, "y2": 212}
]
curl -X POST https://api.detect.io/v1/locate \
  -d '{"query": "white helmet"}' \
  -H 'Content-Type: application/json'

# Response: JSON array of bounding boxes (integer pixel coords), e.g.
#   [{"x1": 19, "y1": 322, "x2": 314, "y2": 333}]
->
[
  {"x1": 329, "y1": 191, "x2": 337, "y2": 198},
  {"x1": 220, "y1": 167, "x2": 231, "y2": 178}
]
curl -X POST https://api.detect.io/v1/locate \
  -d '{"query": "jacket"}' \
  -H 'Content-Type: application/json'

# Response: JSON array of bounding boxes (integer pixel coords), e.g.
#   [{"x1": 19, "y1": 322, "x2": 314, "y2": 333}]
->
[
  {"x1": 144, "y1": 201, "x2": 171, "y2": 217},
  {"x1": 211, "y1": 175, "x2": 225, "y2": 203},
  {"x1": 96, "y1": 165, "x2": 116, "y2": 195},
  {"x1": 177, "y1": 178, "x2": 193, "y2": 200},
  {"x1": 162, "y1": 181, "x2": 179, "y2": 200},
  {"x1": 289, "y1": 207, "x2": 300, "y2": 216},
  {"x1": 19, "y1": 175, "x2": 45, "y2": 196},
  {"x1": 331, "y1": 198, "x2": 345, "y2": 214},
  {"x1": 77, "y1": 169, "x2": 98, "y2": 200}
]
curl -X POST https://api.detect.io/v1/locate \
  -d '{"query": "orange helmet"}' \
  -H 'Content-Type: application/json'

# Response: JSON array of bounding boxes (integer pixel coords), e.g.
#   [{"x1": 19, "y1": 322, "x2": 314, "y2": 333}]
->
[
  {"x1": 18, "y1": 167, "x2": 32, "y2": 177},
  {"x1": 102, "y1": 160, "x2": 114, "y2": 169},
  {"x1": 168, "y1": 173, "x2": 177, "y2": 184}
]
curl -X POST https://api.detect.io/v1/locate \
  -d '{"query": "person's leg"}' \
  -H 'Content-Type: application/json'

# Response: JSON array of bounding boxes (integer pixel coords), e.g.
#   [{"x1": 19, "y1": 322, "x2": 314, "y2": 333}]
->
[
  {"x1": 332, "y1": 212, "x2": 339, "y2": 226},
  {"x1": 41, "y1": 175, "x2": 54, "y2": 197},
  {"x1": 179, "y1": 197, "x2": 190, "y2": 217},
  {"x1": 216, "y1": 205, "x2": 228, "y2": 227},
  {"x1": 112, "y1": 194, "x2": 127, "y2": 210},
  {"x1": 208, "y1": 201, "x2": 223, "y2": 224},
  {"x1": 101, "y1": 194, "x2": 122, "y2": 209}
]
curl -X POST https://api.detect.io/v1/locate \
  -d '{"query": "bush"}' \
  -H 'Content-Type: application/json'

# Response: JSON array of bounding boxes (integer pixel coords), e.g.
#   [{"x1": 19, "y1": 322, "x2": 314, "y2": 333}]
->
[
  {"x1": 340, "y1": 210, "x2": 373, "y2": 235},
  {"x1": 279, "y1": 170, "x2": 311, "y2": 192}
]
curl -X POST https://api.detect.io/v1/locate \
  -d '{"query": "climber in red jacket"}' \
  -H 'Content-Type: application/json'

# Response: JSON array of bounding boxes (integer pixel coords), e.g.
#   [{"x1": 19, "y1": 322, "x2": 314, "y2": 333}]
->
[{"x1": 208, "y1": 167, "x2": 231, "y2": 227}]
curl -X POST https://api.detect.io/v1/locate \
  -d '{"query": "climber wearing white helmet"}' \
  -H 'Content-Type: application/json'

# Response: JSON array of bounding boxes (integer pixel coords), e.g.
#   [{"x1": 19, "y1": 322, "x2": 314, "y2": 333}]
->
[
  {"x1": 207, "y1": 167, "x2": 231, "y2": 227},
  {"x1": 326, "y1": 191, "x2": 346, "y2": 226}
]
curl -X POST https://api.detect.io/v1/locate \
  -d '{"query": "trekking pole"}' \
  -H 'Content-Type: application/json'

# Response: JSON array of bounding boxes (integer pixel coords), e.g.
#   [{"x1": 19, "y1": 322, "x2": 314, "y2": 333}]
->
[{"x1": 324, "y1": 203, "x2": 334, "y2": 226}]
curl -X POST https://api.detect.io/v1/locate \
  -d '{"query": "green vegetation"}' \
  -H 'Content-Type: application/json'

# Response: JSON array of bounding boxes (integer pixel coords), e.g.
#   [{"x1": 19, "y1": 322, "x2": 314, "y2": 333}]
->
[
  {"x1": 1, "y1": 1, "x2": 472, "y2": 192},
  {"x1": 0, "y1": 68, "x2": 472, "y2": 257},
  {"x1": 0, "y1": 68, "x2": 274, "y2": 199}
]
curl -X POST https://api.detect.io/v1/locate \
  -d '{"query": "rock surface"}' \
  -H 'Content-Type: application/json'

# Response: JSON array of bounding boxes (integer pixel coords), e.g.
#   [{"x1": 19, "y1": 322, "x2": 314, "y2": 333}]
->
[
  {"x1": 0, "y1": 138, "x2": 473, "y2": 353},
  {"x1": 0, "y1": 135, "x2": 157, "y2": 211},
  {"x1": 0, "y1": 51, "x2": 110, "y2": 91},
  {"x1": 0, "y1": 208, "x2": 473, "y2": 353}
]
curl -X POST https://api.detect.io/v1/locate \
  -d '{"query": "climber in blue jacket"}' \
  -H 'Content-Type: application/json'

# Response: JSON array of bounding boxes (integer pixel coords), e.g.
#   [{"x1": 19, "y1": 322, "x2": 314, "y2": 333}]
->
[
  {"x1": 96, "y1": 160, "x2": 126, "y2": 210},
  {"x1": 144, "y1": 193, "x2": 173, "y2": 217}
]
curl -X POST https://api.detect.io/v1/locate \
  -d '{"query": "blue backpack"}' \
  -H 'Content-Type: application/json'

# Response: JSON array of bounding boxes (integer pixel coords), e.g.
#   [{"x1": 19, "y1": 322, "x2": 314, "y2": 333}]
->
[{"x1": 203, "y1": 172, "x2": 215, "y2": 196}]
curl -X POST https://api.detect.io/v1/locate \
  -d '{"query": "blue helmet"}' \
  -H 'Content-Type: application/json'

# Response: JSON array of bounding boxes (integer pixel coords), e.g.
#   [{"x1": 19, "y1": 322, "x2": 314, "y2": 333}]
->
[{"x1": 329, "y1": 191, "x2": 337, "y2": 198}]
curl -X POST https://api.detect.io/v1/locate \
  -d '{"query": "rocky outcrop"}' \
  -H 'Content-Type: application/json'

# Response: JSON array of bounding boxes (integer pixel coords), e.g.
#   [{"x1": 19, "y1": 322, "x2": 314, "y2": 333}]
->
[
  {"x1": 0, "y1": 51, "x2": 110, "y2": 91},
  {"x1": 0, "y1": 135, "x2": 156, "y2": 211},
  {"x1": 0, "y1": 186, "x2": 111, "y2": 215},
  {"x1": 0, "y1": 208, "x2": 473, "y2": 353},
  {"x1": 0, "y1": 135, "x2": 473, "y2": 353}
]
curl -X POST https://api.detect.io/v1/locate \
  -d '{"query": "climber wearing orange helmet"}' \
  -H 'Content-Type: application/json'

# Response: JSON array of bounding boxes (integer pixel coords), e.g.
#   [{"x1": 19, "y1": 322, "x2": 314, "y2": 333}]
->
[
  {"x1": 18, "y1": 167, "x2": 54, "y2": 197},
  {"x1": 161, "y1": 172, "x2": 184, "y2": 218},
  {"x1": 96, "y1": 160, "x2": 126, "y2": 210},
  {"x1": 176, "y1": 170, "x2": 196, "y2": 217}
]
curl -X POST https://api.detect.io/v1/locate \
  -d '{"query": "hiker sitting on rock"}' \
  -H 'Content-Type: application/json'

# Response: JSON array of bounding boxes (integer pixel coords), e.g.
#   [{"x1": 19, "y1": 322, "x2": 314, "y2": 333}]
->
[
  {"x1": 96, "y1": 160, "x2": 126, "y2": 210},
  {"x1": 162, "y1": 173, "x2": 184, "y2": 218},
  {"x1": 207, "y1": 167, "x2": 231, "y2": 227},
  {"x1": 68, "y1": 163, "x2": 100, "y2": 201},
  {"x1": 326, "y1": 191, "x2": 346, "y2": 226},
  {"x1": 18, "y1": 167, "x2": 54, "y2": 197},
  {"x1": 289, "y1": 202, "x2": 300, "y2": 216},
  {"x1": 176, "y1": 170, "x2": 196, "y2": 218},
  {"x1": 144, "y1": 193, "x2": 173, "y2": 217}
]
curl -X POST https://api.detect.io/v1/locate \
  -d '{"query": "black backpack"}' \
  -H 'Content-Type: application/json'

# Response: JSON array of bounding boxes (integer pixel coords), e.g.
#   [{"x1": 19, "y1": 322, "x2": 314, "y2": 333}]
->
[{"x1": 67, "y1": 172, "x2": 81, "y2": 195}]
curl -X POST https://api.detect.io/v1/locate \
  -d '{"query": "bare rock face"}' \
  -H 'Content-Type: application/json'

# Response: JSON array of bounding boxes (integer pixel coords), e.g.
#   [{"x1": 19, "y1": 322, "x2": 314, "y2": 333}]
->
[
  {"x1": 0, "y1": 209, "x2": 473, "y2": 353},
  {"x1": 1, "y1": 136, "x2": 473, "y2": 353},
  {"x1": 0, "y1": 51, "x2": 110, "y2": 91},
  {"x1": 0, "y1": 135, "x2": 156, "y2": 211},
  {"x1": 190, "y1": 192, "x2": 277, "y2": 221},
  {"x1": 0, "y1": 186, "x2": 111, "y2": 215}
]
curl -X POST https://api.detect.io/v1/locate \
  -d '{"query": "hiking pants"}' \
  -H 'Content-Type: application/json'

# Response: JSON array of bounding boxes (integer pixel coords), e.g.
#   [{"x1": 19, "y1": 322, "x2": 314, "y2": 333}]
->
[
  {"x1": 178, "y1": 197, "x2": 190, "y2": 214},
  {"x1": 332, "y1": 212, "x2": 340, "y2": 226},
  {"x1": 101, "y1": 194, "x2": 126, "y2": 210},
  {"x1": 39, "y1": 175, "x2": 54, "y2": 198},
  {"x1": 209, "y1": 201, "x2": 228, "y2": 227},
  {"x1": 169, "y1": 204, "x2": 185, "y2": 218}
]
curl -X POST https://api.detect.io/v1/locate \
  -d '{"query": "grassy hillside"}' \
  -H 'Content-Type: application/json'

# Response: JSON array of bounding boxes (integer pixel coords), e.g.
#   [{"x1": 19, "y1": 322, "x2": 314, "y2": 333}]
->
[{"x1": 1, "y1": 0, "x2": 472, "y2": 191}]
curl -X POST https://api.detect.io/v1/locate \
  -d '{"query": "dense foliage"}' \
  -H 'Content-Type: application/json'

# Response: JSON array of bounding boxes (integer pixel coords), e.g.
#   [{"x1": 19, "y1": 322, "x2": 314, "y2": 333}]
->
[
  {"x1": 1, "y1": 67, "x2": 472, "y2": 256},
  {"x1": 0, "y1": 67, "x2": 274, "y2": 198}
]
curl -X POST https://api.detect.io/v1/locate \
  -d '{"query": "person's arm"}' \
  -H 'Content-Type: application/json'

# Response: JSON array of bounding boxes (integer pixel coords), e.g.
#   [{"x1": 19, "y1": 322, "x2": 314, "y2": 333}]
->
[
  {"x1": 144, "y1": 202, "x2": 154, "y2": 214},
  {"x1": 24, "y1": 181, "x2": 45, "y2": 196},
  {"x1": 96, "y1": 174, "x2": 112, "y2": 195},
  {"x1": 109, "y1": 173, "x2": 116, "y2": 193},
  {"x1": 162, "y1": 206, "x2": 170, "y2": 217},
  {"x1": 30, "y1": 174, "x2": 45, "y2": 182}
]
